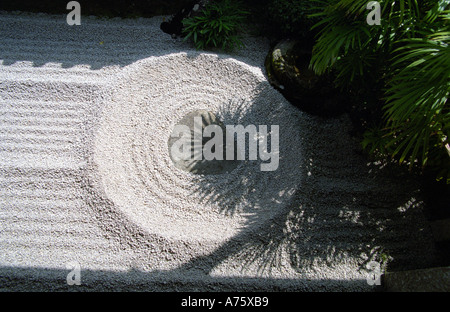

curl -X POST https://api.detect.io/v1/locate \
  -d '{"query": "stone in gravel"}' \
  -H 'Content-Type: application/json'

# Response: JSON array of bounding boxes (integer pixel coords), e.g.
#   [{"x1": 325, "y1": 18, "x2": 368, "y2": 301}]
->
[{"x1": 265, "y1": 39, "x2": 347, "y2": 117}]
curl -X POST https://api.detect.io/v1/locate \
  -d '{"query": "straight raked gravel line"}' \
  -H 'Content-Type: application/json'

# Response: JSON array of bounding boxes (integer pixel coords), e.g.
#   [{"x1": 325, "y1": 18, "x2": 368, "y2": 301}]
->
[{"x1": 0, "y1": 11, "x2": 440, "y2": 291}]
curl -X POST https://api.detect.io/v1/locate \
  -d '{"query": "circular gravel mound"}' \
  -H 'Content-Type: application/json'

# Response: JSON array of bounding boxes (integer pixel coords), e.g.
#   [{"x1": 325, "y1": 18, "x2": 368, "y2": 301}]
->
[{"x1": 93, "y1": 52, "x2": 305, "y2": 244}]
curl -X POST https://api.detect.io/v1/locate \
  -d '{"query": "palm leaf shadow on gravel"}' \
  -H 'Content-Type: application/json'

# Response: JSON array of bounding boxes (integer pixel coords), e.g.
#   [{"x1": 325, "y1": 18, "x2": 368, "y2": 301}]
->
[
  {"x1": 186, "y1": 96, "x2": 289, "y2": 219},
  {"x1": 175, "y1": 89, "x2": 440, "y2": 277}
]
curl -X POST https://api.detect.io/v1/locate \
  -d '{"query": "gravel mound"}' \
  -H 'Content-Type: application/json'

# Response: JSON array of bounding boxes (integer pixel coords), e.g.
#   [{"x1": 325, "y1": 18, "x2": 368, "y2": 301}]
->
[{"x1": 91, "y1": 52, "x2": 303, "y2": 244}]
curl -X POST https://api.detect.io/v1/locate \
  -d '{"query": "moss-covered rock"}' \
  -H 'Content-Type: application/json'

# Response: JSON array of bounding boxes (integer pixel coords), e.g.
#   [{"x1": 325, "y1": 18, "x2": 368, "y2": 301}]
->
[{"x1": 265, "y1": 39, "x2": 348, "y2": 117}]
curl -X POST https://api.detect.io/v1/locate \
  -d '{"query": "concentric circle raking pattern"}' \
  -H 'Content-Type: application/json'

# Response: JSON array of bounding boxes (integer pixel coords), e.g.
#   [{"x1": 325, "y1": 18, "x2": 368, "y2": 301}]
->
[{"x1": 92, "y1": 52, "x2": 304, "y2": 243}]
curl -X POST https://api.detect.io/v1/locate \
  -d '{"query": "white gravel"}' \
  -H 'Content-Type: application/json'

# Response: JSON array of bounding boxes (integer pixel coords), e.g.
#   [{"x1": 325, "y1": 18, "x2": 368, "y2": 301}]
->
[{"x1": 0, "y1": 11, "x2": 440, "y2": 291}]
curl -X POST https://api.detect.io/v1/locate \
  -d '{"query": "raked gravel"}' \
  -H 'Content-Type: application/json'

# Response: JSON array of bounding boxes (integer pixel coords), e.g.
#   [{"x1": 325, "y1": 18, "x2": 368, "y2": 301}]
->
[{"x1": 0, "y1": 11, "x2": 440, "y2": 291}]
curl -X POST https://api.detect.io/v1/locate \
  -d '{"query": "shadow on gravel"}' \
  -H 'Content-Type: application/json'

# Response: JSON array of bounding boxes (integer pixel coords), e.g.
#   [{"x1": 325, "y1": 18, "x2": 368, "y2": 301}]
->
[
  {"x1": 0, "y1": 11, "x2": 188, "y2": 70},
  {"x1": 0, "y1": 265, "x2": 371, "y2": 291},
  {"x1": 0, "y1": 0, "x2": 193, "y2": 19}
]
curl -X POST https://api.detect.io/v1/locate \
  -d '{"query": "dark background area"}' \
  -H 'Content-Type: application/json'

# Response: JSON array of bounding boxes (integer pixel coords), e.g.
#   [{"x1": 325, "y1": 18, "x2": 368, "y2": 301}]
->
[
  {"x1": 0, "y1": 0, "x2": 312, "y2": 42},
  {"x1": 0, "y1": 0, "x2": 193, "y2": 17}
]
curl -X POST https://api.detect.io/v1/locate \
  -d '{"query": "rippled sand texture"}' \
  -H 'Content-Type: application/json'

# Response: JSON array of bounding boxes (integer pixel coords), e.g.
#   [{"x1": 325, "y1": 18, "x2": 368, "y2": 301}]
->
[{"x1": 0, "y1": 11, "x2": 439, "y2": 291}]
